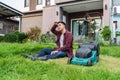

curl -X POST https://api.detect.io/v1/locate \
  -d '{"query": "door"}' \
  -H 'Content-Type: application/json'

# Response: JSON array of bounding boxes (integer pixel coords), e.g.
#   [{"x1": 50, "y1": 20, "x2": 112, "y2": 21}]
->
[{"x1": 72, "y1": 17, "x2": 102, "y2": 41}]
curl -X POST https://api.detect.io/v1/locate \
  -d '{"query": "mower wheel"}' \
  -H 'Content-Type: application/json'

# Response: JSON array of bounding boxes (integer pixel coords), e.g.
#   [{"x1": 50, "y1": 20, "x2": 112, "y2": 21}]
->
[
  {"x1": 96, "y1": 56, "x2": 99, "y2": 62},
  {"x1": 87, "y1": 60, "x2": 92, "y2": 66}
]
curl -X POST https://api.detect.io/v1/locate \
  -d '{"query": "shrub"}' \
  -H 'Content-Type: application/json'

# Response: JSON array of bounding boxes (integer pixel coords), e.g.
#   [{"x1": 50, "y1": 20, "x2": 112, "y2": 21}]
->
[
  {"x1": 101, "y1": 26, "x2": 111, "y2": 41},
  {"x1": 4, "y1": 33, "x2": 17, "y2": 42},
  {"x1": 40, "y1": 31, "x2": 55, "y2": 43},
  {"x1": 0, "y1": 36, "x2": 4, "y2": 42},
  {"x1": 18, "y1": 32, "x2": 27, "y2": 43},
  {"x1": 14, "y1": 30, "x2": 27, "y2": 43},
  {"x1": 4, "y1": 31, "x2": 27, "y2": 43},
  {"x1": 116, "y1": 31, "x2": 120, "y2": 37},
  {"x1": 27, "y1": 26, "x2": 41, "y2": 42}
]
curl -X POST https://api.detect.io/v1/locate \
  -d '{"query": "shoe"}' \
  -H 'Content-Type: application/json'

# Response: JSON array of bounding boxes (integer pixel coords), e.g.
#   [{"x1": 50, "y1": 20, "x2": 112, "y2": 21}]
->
[
  {"x1": 36, "y1": 55, "x2": 48, "y2": 61},
  {"x1": 32, "y1": 54, "x2": 39, "y2": 57},
  {"x1": 22, "y1": 54, "x2": 35, "y2": 60}
]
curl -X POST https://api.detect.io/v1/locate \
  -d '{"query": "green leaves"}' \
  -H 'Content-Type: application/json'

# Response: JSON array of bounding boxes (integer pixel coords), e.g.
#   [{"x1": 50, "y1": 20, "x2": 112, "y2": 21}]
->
[{"x1": 101, "y1": 26, "x2": 111, "y2": 41}]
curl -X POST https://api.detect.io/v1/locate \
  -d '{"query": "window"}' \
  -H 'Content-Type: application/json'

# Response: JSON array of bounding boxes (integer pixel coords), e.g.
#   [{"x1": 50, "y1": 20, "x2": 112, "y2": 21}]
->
[
  {"x1": 113, "y1": 21, "x2": 118, "y2": 29},
  {"x1": 37, "y1": 0, "x2": 42, "y2": 5},
  {"x1": 46, "y1": 0, "x2": 50, "y2": 6},
  {"x1": 24, "y1": 0, "x2": 29, "y2": 7}
]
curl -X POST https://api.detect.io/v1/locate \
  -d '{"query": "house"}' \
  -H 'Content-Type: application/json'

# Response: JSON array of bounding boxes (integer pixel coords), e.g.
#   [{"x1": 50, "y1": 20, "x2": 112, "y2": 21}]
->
[
  {"x1": 21, "y1": 0, "x2": 55, "y2": 33},
  {"x1": 22, "y1": 0, "x2": 116, "y2": 41},
  {"x1": 0, "y1": 2, "x2": 23, "y2": 36},
  {"x1": 112, "y1": 0, "x2": 120, "y2": 44}
]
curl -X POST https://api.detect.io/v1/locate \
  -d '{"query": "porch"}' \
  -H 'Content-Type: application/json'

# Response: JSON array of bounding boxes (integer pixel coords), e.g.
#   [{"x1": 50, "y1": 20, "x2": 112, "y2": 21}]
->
[
  {"x1": 0, "y1": 2, "x2": 23, "y2": 35},
  {"x1": 58, "y1": 0, "x2": 104, "y2": 41}
]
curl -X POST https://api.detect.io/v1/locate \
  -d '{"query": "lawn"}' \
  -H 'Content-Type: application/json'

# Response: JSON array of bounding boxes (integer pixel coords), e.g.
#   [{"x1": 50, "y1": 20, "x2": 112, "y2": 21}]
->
[{"x1": 0, "y1": 42, "x2": 120, "y2": 80}]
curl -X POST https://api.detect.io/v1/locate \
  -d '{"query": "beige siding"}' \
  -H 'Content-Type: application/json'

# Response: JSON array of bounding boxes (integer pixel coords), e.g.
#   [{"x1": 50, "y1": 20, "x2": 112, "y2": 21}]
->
[
  {"x1": 22, "y1": 12, "x2": 42, "y2": 33},
  {"x1": 103, "y1": 0, "x2": 112, "y2": 27},
  {"x1": 42, "y1": 6, "x2": 59, "y2": 34}
]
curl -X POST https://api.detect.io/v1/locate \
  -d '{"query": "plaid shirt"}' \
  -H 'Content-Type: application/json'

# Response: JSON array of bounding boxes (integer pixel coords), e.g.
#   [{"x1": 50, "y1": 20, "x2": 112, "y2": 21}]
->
[{"x1": 51, "y1": 25, "x2": 73, "y2": 58}]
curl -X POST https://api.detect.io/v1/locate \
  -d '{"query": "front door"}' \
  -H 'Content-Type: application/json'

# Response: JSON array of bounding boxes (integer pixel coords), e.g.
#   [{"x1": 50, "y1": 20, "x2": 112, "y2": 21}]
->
[{"x1": 72, "y1": 17, "x2": 102, "y2": 41}]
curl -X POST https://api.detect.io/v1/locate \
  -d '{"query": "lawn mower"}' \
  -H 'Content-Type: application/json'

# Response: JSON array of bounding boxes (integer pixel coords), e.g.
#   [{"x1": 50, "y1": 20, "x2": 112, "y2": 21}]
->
[
  {"x1": 68, "y1": 40, "x2": 100, "y2": 66},
  {"x1": 67, "y1": 13, "x2": 101, "y2": 66}
]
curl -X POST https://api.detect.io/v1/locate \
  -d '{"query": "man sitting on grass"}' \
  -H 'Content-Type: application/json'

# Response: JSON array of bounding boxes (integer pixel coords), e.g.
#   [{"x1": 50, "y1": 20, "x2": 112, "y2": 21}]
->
[{"x1": 23, "y1": 22, "x2": 73, "y2": 61}]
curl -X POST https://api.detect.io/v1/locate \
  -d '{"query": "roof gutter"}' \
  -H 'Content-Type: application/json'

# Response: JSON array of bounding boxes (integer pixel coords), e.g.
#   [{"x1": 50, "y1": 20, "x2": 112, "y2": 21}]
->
[{"x1": 0, "y1": 1, "x2": 23, "y2": 16}]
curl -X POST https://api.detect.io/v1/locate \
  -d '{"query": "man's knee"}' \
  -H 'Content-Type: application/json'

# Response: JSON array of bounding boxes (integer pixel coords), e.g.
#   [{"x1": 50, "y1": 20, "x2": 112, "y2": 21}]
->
[{"x1": 56, "y1": 51, "x2": 67, "y2": 57}]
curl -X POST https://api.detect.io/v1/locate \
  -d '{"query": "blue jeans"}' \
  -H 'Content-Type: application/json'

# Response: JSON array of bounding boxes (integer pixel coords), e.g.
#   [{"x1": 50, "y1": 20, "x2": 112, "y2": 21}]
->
[{"x1": 37, "y1": 48, "x2": 67, "y2": 59}]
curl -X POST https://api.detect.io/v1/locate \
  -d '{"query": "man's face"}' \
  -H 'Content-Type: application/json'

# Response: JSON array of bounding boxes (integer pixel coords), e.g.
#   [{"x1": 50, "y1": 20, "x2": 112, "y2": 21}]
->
[
  {"x1": 57, "y1": 23, "x2": 65, "y2": 31},
  {"x1": 87, "y1": 17, "x2": 92, "y2": 23}
]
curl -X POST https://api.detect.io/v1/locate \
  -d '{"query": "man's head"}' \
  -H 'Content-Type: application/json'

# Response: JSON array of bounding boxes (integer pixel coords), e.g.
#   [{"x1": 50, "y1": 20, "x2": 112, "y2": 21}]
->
[
  {"x1": 56, "y1": 22, "x2": 66, "y2": 32},
  {"x1": 87, "y1": 16, "x2": 92, "y2": 23}
]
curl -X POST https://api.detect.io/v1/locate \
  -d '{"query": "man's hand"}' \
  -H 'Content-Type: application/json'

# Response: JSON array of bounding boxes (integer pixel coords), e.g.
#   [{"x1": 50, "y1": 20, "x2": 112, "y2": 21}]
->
[
  {"x1": 54, "y1": 22, "x2": 58, "y2": 26},
  {"x1": 51, "y1": 51, "x2": 58, "y2": 55}
]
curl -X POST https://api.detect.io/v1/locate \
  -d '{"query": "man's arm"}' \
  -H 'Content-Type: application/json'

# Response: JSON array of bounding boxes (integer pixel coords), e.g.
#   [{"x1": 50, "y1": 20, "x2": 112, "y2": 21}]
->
[{"x1": 51, "y1": 22, "x2": 60, "y2": 35}]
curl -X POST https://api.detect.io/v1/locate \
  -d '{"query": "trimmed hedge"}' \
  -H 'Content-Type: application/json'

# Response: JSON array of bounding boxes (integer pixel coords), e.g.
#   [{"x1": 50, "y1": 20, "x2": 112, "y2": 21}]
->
[{"x1": 4, "y1": 31, "x2": 27, "y2": 43}]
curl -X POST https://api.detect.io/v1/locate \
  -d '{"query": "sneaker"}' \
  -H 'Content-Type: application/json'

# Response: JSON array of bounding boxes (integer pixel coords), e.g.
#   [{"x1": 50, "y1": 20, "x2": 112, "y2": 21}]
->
[
  {"x1": 22, "y1": 54, "x2": 35, "y2": 60},
  {"x1": 37, "y1": 55, "x2": 48, "y2": 61}
]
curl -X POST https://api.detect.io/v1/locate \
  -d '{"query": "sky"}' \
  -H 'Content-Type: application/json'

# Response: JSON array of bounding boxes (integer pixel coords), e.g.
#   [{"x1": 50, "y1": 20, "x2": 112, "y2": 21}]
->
[{"x1": 0, "y1": 0, "x2": 23, "y2": 11}]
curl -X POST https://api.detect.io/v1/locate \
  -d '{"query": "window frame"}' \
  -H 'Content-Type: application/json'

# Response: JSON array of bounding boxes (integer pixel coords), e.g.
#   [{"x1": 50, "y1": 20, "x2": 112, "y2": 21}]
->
[
  {"x1": 46, "y1": 0, "x2": 50, "y2": 6},
  {"x1": 24, "y1": 0, "x2": 29, "y2": 7},
  {"x1": 37, "y1": 0, "x2": 42, "y2": 5}
]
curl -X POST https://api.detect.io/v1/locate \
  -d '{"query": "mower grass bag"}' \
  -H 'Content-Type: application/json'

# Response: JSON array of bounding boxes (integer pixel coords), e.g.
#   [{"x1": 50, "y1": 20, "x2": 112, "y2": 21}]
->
[
  {"x1": 75, "y1": 48, "x2": 92, "y2": 58},
  {"x1": 68, "y1": 40, "x2": 100, "y2": 66},
  {"x1": 79, "y1": 40, "x2": 100, "y2": 56}
]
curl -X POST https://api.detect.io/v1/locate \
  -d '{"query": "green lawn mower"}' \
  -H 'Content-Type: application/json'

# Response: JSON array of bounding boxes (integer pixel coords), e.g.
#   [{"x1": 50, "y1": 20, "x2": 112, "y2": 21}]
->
[{"x1": 68, "y1": 40, "x2": 100, "y2": 66}]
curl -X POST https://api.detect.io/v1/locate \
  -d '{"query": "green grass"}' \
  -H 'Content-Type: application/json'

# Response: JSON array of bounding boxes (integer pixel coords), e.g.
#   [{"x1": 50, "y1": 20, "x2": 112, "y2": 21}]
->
[
  {"x1": 0, "y1": 42, "x2": 120, "y2": 80},
  {"x1": 101, "y1": 46, "x2": 120, "y2": 57}
]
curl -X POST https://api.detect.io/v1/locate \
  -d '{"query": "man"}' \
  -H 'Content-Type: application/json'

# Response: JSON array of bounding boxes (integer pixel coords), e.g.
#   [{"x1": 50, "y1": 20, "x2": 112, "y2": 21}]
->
[
  {"x1": 23, "y1": 22, "x2": 73, "y2": 61},
  {"x1": 87, "y1": 16, "x2": 96, "y2": 40}
]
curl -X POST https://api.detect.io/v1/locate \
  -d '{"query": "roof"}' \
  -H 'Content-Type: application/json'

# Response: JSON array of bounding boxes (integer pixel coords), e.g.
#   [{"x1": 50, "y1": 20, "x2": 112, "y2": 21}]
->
[{"x1": 0, "y1": 1, "x2": 23, "y2": 17}]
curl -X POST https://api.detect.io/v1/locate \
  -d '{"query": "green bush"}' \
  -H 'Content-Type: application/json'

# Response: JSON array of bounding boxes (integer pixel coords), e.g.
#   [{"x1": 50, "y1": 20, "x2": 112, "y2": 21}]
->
[
  {"x1": 4, "y1": 33, "x2": 17, "y2": 42},
  {"x1": 101, "y1": 26, "x2": 111, "y2": 41},
  {"x1": 40, "y1": 31, "x2": 55, "y2": 43},
  {"x1": 0, "y1": 36, "x2": 4, "y2": 42},
  {"x1": 116, "y1": 31, "x2": 120, "y2": 37},
  {"x1": 4, "y1": 31, "x2": 27, "y2": 43},
  {"x1": 14, "y1": 31, "x2": 27, "y2": 43}
]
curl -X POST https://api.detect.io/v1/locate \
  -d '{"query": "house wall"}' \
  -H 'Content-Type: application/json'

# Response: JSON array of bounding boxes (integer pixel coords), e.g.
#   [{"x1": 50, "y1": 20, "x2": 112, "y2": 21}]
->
[
  {"x1": 113, "y1": 15, "x2": 120, "y2": 31},
  {"x1": 103, "y1": 0, "x2": 112, "y2": 27},
  {"x1": 30, "y1": 0, "x2": 37, "y2": 11},
  {"x1": 0, "y1": 19, "x2": 19, "y2": 34},
  {"x1": 22, "y1": 11, "x2": 42, "y2": 33},
  {"x1": 22, "y1": 0, "x2": 56, "y2": 34},
  {"x1": 113, "y1": 0, "x2": 120, "y2": 6},
  {"x1": 21, "y1": 0, "x2": 29, "y2": 12},
  {"x1": 42, "y1": 6, "x2": 59, "y2": 34},
  {"x1": 112, "y1": 0, "x2": 120, "y2": 32}
]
